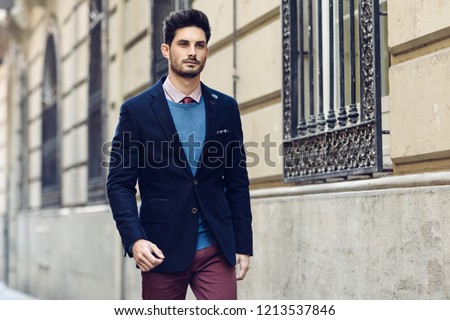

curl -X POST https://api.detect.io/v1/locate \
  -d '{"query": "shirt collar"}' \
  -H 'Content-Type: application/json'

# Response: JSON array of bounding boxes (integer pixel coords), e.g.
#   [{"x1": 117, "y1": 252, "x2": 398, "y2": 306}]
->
[{"x1": 162, "y1": 77, "x2": 202, "y2": 103}]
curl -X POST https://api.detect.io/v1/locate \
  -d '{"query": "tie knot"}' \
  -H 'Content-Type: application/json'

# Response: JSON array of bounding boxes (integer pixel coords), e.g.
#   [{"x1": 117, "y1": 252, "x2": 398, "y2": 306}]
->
[{"x1": 181, "y1": 97, "x2": 194, "y2": 104}]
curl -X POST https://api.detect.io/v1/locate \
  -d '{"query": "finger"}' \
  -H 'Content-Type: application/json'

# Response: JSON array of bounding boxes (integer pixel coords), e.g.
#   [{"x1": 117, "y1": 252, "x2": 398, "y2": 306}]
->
[
  {"x1": 150, "y1": 244, "x2": 165, "y2": 259},
  {"x1": 136, "y1": 248, "x2": 162, "y2": 270},
  {"x1": 136, "y1": 255, "x2": 163, "y2": 272},
  {"x1": 141, "y1": 250, "x2": 164, "y2": 267},
  {"x1": 236, "y1": 259, "x2": 250, "y2": 280}
]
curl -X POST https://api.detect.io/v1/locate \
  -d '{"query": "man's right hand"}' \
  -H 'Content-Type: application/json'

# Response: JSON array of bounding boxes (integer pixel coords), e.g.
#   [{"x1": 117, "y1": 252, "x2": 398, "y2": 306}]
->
[{"x1": 132, "y1": 239, "x2": 165, "y2": 272}]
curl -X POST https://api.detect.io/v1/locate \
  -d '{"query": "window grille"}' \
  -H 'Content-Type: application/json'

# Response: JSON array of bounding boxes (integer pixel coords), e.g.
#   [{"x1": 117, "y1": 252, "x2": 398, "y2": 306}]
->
[
  {"x1": 88, "y1": 0, "x2": 106, "y2": 202},
  {"x1": 282, "y1": 0, "x2": 388, "y2": 182},
  {"x1": 41, "y1": 33, "x2": 61, "y2": 207}
]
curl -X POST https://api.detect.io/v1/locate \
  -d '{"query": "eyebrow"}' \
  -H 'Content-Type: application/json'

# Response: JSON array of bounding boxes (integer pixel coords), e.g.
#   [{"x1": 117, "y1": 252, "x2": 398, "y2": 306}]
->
[{"x1": 177, "y1": 39, "x2": 207, "y2": 45}]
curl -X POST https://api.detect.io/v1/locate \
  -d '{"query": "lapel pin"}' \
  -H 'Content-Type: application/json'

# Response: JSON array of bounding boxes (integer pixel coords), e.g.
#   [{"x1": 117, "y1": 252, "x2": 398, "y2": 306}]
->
[{"x1": 211, "y1": 93, "x2": 218, "y2": 99}]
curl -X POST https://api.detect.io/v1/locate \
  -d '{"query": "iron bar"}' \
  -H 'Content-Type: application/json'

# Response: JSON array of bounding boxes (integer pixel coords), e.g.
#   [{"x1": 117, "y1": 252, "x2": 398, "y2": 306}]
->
[
  {"x1": 348, "y1": 0, "x2": 359, "y2": 124},
  {"x1": 307, "y1": 0, "x2": 316, "y2": 134},
  {"x1": 298, "y1": 0, "x2": 307, "y2": 135},
  {"x1": 358, "y1": 0, "x2": 365, "y2": 122},
  {"x1": 326, "y1": 0, "x2": 337, "y2": 129},
  {"x1": 337, "y1": 0, "x2": 348, "y2": 127},
  {"x1": 317, "y1": 0, "x2": 326, "y2": 131}
]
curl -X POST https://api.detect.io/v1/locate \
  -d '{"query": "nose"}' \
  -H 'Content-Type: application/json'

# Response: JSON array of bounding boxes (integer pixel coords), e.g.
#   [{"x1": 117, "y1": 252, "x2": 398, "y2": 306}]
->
[{"x1": 187, "y1": 44, "x2": 196, "y2": 57}]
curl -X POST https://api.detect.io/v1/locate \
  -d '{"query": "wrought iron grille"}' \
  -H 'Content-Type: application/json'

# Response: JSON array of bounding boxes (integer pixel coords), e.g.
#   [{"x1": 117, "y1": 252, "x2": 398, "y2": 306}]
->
[
  {"x1": 88, "y1": 0, "x2": 106, "y2": 202},
  {"x1": 41, "y1": 33, "x2": 61, "y2": 207},
  {"x1": 282, "y1": 0, "x2": 385, "y2": 182}
]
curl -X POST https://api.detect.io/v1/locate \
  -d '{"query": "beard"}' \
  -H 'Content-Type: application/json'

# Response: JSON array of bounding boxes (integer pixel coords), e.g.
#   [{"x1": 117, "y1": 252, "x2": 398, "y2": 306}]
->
[{"x1": 169, "y1": 57, "x2": 205, "y2": 78}]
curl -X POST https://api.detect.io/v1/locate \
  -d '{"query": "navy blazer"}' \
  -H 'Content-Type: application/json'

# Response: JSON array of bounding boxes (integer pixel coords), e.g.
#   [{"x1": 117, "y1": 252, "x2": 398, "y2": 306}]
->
[{"x1": 106, "y1": 77, "x2": 253, "y2": 272}]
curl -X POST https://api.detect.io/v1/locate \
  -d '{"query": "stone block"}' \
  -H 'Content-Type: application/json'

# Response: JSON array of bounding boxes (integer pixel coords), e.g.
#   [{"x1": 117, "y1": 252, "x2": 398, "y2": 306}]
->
[
  {"x1": 28, "y1": 148, "x2": 41, "y2": 180},
  {"x1": 28, "y1": 118, "x2": 41, "y2": 151},
  {"x1": 28, "y1": 180, "x2": 41, "y2": 209},
  {"x1": 390, "y1": 47, "x2": 450, "y2": 165},
  {"x1": 389, "y1": 0, "x2": 450, "y2": 54},
  {"x1": 241, "y1": 103, "x2": 283, "y2": 180},
  {"x1": 194, "y1": 0, "x2": 233, "y2": 46},
  {"x1": 201, "y1": 44, "x2": 233, "y2": 97},
  {"x1": 123, "y1": 37, "x2": 150, "y2": 96},
  {"x1": 124, "y1": 0, "x2": 149, "y2": 45},
  {"x1": 236, "y1": 19, "x2": 281, "y2": 104}
]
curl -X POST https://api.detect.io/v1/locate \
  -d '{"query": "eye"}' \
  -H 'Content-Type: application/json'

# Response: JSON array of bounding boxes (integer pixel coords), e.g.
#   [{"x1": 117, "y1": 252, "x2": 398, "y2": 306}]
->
[
  {"x1": 179, "y1": 41, "x2": 189, "y2": 47},
  {"x1": 196, "y1": 43, "x2": 205, "y2": 49}
]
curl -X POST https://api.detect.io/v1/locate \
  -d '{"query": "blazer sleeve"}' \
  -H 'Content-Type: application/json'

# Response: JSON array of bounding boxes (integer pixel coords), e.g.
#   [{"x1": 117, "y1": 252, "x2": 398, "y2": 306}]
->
[
  {"x1": 223, "y1": 99, "x2": 253, "y2": 256},
  {"x1": 106, "y1": 102, "x2": 147, "y2": 256}
]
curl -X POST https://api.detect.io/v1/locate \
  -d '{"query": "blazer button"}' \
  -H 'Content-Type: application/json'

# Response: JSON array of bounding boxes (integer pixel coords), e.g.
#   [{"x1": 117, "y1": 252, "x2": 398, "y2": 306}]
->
[
  {"x1": 193, "y1": 179, "x2": 198, "y2": 185},
  {"x1": 192, "y1": 207, "x2": 198, "y2": 214}
]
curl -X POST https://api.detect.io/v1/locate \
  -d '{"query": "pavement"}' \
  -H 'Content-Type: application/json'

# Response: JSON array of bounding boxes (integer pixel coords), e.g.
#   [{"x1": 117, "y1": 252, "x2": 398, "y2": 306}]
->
[{"x1": 0, "y1": 282, "x2": 35, "y2": 300}]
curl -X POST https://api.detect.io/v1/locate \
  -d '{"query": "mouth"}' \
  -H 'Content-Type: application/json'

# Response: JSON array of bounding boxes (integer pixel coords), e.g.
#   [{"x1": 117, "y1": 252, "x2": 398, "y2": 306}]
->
[{"x1": 184, "y1": 60, "x2": 199, "y2": 65}]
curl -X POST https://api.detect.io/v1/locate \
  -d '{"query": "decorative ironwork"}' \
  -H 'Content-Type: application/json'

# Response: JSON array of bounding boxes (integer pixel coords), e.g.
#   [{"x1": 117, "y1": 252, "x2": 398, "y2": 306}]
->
[
  {"x1": 282, "y1": 0, "x2": 384, "y2": 182},
  {"x1": 284, "y1": 122, "x2": 376, "y2": 181},
  {"x1": 282, "y1": 0, "x2": 292, "y2": 140},
  {"x1": 359, "y1": 0, "x2": 377, "y2": 121}
]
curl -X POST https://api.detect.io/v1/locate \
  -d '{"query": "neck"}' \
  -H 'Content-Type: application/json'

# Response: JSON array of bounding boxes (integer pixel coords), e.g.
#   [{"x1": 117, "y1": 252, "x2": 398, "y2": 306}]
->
[{"x1": 167, "y1": 73, "x2": 200, "y2": 95}]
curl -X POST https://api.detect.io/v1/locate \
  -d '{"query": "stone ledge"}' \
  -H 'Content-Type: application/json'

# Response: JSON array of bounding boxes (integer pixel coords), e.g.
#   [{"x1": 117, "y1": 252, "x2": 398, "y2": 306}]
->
[{"x1": 250, "y1": 172, "x2": 450, "y2": 199}]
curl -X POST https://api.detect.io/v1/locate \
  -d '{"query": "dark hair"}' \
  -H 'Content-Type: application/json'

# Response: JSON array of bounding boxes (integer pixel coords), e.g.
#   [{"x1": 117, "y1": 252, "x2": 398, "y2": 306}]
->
[{"x1": 163, "y1": 9, "x2": 211, "y2": 45}]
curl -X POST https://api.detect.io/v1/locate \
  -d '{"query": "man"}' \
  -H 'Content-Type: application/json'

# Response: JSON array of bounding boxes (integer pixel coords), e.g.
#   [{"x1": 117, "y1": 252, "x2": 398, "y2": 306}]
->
[{"x1": 106, "y1": 9, "x2": 253, "y2": 300}]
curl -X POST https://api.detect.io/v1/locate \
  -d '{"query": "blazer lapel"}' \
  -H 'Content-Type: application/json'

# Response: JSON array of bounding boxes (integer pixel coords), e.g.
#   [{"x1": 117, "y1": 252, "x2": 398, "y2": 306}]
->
[
  {"x1": 201, "y1": 83, "x2": 217, "y2": 145},
  {"x1": 197, "y1": 84, "x2": 218, "y2": 173},
  {"x1": 148, "y1": 78, "x2": 193, "y2": 177}
]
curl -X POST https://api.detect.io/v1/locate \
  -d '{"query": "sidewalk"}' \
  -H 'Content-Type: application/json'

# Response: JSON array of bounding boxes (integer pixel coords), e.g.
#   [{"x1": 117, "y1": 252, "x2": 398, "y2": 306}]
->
[{"x1": 0, "y1": 282, "x2": 35, "y2": 300}]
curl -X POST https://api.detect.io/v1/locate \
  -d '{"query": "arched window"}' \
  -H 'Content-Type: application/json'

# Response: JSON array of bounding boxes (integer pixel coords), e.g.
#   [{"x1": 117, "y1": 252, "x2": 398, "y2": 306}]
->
[
  {"x1": 41, "y1": 33, "x2": 61, "y2": 207},
  {"x1": 88, "y1": 0, "x2": 106, "y2": 202}
]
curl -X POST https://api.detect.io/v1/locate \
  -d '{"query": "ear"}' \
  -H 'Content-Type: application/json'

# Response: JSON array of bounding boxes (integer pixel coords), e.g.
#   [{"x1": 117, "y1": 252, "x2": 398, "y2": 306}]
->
[{"x1": 161, "y1": 43, "x2": 170, "y2": 59}]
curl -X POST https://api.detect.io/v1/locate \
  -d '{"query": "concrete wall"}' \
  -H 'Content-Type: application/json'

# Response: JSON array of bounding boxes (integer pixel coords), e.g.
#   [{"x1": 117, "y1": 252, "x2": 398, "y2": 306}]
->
[
  {"x1": 12, "y1": 206, "x2": 122, "y2": 299},
  {"x1": 240, "y1": 172, "x2": 450, "y2": 299}
]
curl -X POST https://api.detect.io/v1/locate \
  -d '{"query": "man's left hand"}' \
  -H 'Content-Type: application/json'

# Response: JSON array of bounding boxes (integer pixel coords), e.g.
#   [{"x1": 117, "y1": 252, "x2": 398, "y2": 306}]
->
[{"x1": 235, "y1": 254, "x2": 250, "y2": 281}]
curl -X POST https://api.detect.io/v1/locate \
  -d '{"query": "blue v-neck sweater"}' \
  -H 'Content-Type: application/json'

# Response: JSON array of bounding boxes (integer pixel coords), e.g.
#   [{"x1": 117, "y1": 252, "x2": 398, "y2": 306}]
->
[{"x1": 167, "y1": 97, "x2": 216, "y2": 250}]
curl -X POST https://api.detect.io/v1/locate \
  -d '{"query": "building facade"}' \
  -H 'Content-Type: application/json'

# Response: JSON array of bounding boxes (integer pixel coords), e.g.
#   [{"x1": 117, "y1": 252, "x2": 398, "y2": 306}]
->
[{"x1": 0, "y1": 0, "x2": 450, "y2": 299}]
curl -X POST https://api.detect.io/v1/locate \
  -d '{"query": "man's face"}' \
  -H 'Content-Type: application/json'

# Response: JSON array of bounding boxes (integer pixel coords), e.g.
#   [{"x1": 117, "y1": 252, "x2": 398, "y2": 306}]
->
[{"x1": 162, "y1": 26, "x2": 209, "y2": 78}]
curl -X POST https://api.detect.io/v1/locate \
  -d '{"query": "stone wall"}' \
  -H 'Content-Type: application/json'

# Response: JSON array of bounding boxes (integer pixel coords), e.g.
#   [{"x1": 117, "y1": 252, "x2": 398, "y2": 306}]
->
[{"x1": 240, "y1": 172, "x2": 450, "y2": 299}]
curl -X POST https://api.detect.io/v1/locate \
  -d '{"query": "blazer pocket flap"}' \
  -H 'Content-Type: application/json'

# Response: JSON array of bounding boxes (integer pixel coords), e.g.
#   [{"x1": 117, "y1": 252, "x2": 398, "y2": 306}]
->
[{"x1": 140, "y1": 199, "x2": 169, "y2": 223}]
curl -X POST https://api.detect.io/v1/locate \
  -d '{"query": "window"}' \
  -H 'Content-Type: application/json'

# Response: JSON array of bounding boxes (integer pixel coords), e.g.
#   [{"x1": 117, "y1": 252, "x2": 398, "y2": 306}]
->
[
  {"x1": 152, "y1": 0, "x2": 191, "y2": 83},
  {"x1": 41, "y1": 33, "x2": 61, "y2": 207},
  {"x1": 88, "y1": 0, "x2": 106, "y2": 202},
  {"x1": 282, "y1": 0, "x2": 389, "y2": 182}
]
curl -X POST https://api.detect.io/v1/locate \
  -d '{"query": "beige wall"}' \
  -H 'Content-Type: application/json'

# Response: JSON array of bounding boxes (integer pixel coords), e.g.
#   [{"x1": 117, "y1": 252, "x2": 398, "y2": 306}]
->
[{"x1": 389, "y1": 0, "x2": 450, "y2": 174}]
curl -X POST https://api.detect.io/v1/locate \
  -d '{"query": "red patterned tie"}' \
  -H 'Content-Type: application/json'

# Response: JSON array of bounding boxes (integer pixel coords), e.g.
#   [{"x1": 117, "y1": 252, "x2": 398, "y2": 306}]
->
[{"x1": 181, "y1": 97, "x2": 194, "y2": 104}]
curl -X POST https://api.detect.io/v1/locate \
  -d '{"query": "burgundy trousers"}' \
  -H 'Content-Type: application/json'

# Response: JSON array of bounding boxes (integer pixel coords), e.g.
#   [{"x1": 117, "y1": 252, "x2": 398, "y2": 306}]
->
[{"x1": 141, "y1": 244, "x2": 237, "y2": 300}]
